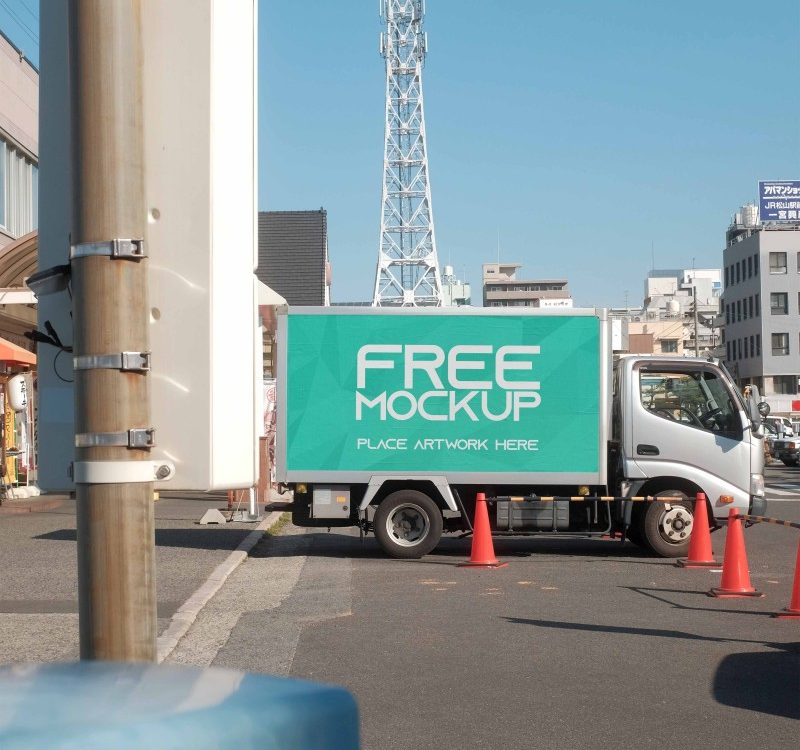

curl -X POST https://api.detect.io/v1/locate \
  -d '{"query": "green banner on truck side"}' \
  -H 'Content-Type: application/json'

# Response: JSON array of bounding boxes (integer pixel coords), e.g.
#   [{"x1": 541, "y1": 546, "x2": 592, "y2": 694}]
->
[{"x1": 286, "y1": 313, "x2": 600, "y2": 474}]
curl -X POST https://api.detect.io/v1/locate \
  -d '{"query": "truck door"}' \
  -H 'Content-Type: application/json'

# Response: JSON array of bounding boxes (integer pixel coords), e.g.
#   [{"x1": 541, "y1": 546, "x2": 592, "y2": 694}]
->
[{"x1": 631, "y1": 363, "x2": 751, "y2": 507}]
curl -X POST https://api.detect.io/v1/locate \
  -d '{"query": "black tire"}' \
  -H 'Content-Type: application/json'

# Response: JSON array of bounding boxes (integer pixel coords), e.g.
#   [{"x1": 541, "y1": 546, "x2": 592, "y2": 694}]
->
[
  {"x1": 638, "y1": 491, "x2": 695, "y2": 558},
  {"x1": 624, "y1": 518, "x2": 647, "y2": 548},
  {"x1": 373, "y1": 490, "x2": 443, "y2": 559}
]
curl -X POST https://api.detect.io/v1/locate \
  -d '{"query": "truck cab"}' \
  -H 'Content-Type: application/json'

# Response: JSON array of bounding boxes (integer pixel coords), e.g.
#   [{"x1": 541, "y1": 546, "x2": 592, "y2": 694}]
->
[{"x1": 615, "y1": 355, "x2": 766, "y2": 556}]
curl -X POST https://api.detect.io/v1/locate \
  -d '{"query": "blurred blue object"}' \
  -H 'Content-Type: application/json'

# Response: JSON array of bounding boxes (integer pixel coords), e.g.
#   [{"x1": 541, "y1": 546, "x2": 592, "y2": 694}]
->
[{"x1": 0, "y1": 662, "x2": 359, "y2": 749}]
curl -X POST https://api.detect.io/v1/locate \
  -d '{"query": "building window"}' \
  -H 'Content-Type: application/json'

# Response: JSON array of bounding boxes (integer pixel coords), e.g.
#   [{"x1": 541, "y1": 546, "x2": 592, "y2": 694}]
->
[
  {"x1": 726, "y1": 341, "x2": 731, "y2": 361},
  {"x1": 734, "y1": 263, "x2": 739, "y2": 283},
  {"x1": 736, "y1": 300, "x2": 741, "y2": 321},
  {"x1": 0, "y1": 140, "x2": 5, "y2": 229},
  {"x1": 737, "y1": 339, "x2": 742, "y2": 359},
  {"x1": 750, "y1": 335, "x2": 755, "y2": 358},
  {"x1": 797, "y1": 251, "x2": 800, "y2": 273},
  {"x1": 755, "y1": 293, "x2": 760, "y2": 316},
  {"x1": 772, "y1": 333, "x2": 790, "y2": 356},
  {"x1": 0, "y1": 137, "x2": 38, "y2": 238},
  {"x1": 725, "y1": 303, "x2": 730, "y2": 324},
  {"x1": 753, "y1": 254, "x2": 759, "y2": 275},
  {"x1": 756, "y1": 334, "x2": 761, "y2": 356},
  {"x1": 771, "y1": 292, "x2": 789, "y2": 315},
  {"x1": 747, "y1": 256, "x2": 753, "y2": 277},
  {"x1": 661, "y1": 339, "x2": 678, "y2": 353},
  {"x1": 769, "y1": 252, "x2": 787, "y2": 274},
  {"x1": 748, "y1": 296, "x2": 753, "y2": 318},
  {"x1": 773, "y1": 376, "x2": 796, "y2": 395},
  {"x1": 724, "y1": 267, "x2": 729, "y2": 287}
]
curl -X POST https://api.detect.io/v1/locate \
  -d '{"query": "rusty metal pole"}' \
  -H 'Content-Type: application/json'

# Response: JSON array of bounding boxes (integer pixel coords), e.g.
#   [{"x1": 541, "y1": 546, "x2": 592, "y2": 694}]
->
[{"x1": 70, "y1": 0, "x2": 156, "y2": 661}]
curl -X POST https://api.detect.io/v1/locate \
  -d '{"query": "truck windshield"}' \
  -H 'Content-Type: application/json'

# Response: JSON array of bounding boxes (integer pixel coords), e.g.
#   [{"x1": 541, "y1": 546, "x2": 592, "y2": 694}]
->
[{"x1": 639, "y1": 369, "x2": 739, "y2": 435}]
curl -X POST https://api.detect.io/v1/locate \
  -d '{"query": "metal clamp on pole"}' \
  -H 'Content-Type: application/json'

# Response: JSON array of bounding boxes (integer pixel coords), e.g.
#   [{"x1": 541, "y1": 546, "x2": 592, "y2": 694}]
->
[
  {"x1": 70, "y1": 239, "x2": 146, "y2": 260},
  {"x1": 75, "y1": 428, "x2": 155, "y2": 449},
  {"x1": 71, "y1": 460, "x2": 175, "y2": 484},
  {"x1": 73, "y1": 352, "x2": 151, "y2": 372}
]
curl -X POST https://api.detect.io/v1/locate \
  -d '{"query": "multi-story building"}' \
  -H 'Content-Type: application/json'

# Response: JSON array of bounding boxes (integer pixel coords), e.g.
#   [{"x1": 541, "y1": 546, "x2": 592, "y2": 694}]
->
[
  {"x1": 0, "y1": 32, "x2": 38, "y2": 252},
  {"x1": 722, "y1": 207, "x2": 800, "y2": 417},
  {"x1": 482, "y1": 263, "x2": 572, "y2": 308},
  {"x1": 0, "y1": 31, "x2": 38, "y2": 349},
  {"x1": 631, "y1": 268, "x2": 722, "y2": 355},
  {"x1": 624, "y1": 268, "x2": 722, "y2": 356},
  {"x1": 441, "y1": 265, "x2": 471, "y2": 306}
]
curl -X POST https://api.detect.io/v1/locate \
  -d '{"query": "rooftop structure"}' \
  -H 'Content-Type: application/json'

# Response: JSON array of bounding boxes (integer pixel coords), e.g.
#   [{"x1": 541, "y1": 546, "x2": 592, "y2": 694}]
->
[
  {"x1": 482, "y1": 263, "x2": 572, "y2": 308},
  {"x1": 257, "y1": 210, "x2": 330, "y2": 306}
]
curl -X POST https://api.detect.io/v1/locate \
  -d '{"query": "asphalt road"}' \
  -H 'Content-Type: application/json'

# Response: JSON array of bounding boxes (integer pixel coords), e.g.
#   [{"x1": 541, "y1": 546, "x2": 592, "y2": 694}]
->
[
  {"x1": 765, "y1": 460, "x2": 800, "y2": 500},
  {"x1": 1, "y1": 472, "x2": 798, "y2": 749},
  {"x1": 176, "y1": 470, "x2": 799, "y2": 750},
  {"x1": 0, "y1": 493, "x2": 260, "y2": 662}
]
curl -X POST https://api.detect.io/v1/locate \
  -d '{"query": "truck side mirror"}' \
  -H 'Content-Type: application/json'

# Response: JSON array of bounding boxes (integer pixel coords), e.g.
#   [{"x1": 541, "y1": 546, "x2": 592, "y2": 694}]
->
[{"x1": 757, "y1": 402, "x2": 770, "y2": 418}]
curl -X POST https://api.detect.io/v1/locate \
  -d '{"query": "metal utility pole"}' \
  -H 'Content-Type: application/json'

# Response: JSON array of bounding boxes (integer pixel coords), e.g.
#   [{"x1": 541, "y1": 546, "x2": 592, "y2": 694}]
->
[
  {"x1": 70, "y1": 0, "x2": 156, "y2": 661},
  {"x1": 373, "y1": 0, "x2": 443, "y2": 306},
  {"x1": 693, "y1": 285, "x2": 700, "y2": 356}
]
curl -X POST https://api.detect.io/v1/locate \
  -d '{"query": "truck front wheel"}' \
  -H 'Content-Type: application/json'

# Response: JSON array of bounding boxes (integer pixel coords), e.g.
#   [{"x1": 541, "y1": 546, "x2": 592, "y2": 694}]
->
[
  {"x1": 640, "y1": 491, "x2": 694, "y2": 558},
  {"x1": 374, "y1": 490, "x2": 443, "y2": 559}
]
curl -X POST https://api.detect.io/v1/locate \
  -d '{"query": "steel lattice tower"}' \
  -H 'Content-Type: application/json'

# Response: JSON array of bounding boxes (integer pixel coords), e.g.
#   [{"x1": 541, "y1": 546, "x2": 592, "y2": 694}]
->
[{"x1": 373, "y1": 0, "x2": 442, "y2": 307}]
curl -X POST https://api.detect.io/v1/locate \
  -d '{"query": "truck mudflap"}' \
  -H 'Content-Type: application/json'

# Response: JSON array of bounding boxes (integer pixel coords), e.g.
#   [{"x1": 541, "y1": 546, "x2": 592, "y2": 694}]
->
[{"x1": 749, "y1": 494, "x2": 767, "y2": 517}]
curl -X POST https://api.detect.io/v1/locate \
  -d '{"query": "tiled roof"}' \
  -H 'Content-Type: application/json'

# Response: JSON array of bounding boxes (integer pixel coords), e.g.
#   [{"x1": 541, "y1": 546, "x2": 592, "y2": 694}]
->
[{"x1": 257, "y1": 210, "x2": 327, "y2": 306}]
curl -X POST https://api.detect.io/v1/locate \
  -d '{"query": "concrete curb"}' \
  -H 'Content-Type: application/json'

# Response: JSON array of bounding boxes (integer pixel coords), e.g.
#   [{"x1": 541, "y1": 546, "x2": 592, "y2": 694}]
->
[
  {"x1": 0, "y1": 497, "x2": 65, "y2": 515},
  {"x1": 156, "y1": 510, "x2": 285, "y2": 663}
]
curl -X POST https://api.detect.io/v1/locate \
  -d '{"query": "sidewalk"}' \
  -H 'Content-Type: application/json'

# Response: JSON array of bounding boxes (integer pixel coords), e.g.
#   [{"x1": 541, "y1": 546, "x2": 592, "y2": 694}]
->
[{"x1": 0, "y1": 491, "x2": 284, "y2": 664}]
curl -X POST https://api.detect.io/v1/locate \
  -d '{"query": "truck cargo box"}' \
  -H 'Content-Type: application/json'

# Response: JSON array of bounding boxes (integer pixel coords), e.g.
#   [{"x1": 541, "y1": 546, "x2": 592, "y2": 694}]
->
[{"x1": 277, "y1": 307, "x2": 610, "y2": 486}]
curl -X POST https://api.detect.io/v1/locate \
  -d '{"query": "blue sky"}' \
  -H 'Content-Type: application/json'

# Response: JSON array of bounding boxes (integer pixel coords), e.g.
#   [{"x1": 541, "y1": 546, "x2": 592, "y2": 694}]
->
[
  {"x1": 0, "y1": 0, "x2": 37, "y2": 67},
  {"x1": 4, "y1": 1, "x2": 798, "y2": 307},
  {"x1": 260, "y1": 0, "x2": 800, "y2": 306}
]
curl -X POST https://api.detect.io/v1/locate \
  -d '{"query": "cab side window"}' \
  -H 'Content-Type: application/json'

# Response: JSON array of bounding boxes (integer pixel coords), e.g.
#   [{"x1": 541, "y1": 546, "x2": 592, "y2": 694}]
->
[{"x1": 639, "y1": 370, "x2": 740, "y2": 437}]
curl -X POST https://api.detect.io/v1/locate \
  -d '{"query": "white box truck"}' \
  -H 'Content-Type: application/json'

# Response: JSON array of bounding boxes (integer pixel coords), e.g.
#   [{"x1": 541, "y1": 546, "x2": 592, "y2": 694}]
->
[{"x1": 276, "y1": 307, "x2": 767, "y2": 558}]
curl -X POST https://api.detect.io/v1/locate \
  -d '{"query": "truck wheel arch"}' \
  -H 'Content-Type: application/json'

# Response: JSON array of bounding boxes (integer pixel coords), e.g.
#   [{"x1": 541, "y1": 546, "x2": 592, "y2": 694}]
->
[
  {"x1": 637, "y1": 477, "x2": 705, "y2": 502},
  {"x1": 366, "y1": 480, "x2": 450, "y2": 512},
  {"x1": 358, "y1": 477, "x2": 457, "y2": 513}
]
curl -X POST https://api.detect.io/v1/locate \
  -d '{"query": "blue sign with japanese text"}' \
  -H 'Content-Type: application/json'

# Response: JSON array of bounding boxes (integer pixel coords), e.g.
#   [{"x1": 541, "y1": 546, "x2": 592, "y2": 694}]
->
[{"x1": 759, "y1": 180, "x2": 800, "y2": 223}]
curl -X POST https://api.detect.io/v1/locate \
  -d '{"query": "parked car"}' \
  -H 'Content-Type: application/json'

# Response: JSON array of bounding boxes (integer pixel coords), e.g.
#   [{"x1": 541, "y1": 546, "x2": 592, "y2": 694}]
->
[
  {"x1": 764, "y1": 422, "x2": 800, "y2": 466},
  {"x1": 765, "y1": 415, "x2": 796, "y2": 438}
]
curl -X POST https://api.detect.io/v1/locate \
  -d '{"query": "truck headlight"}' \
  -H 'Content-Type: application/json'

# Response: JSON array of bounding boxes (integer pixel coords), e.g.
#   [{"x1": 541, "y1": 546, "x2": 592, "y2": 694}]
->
[{"x1": 750, "y1": 473, "x2": 765, "y2": 497}]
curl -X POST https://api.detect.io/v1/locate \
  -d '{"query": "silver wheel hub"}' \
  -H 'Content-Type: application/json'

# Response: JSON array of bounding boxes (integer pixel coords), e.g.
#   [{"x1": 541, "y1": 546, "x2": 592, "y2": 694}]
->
[
  {"x1": 387, "y1": 503, "x2": 430, "y2": 548},
  {"x1": 660, "y1": 504, "x2": 693, "y2": 543}
]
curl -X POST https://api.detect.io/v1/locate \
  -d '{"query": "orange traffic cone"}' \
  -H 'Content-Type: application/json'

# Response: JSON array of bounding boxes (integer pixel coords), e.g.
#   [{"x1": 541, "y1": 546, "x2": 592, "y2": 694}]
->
[
  {"x1": 458, "y1": 493, "x2": 508, "y2": 569},
  {"x1": 677, "y1": 493, "x2": 717, "y2": 568},
  {"x1": 773, "y1": 539, "x2": 800, "y2": 619},
  {"x1": 707, "y1": 508, "x2": 763, "y2": 598}
]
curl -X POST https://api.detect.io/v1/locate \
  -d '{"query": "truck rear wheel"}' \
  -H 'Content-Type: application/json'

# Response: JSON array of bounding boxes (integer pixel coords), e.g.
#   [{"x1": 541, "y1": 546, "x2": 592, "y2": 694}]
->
[
  {"x1": 640, "y1": 491, "x2": 694, "y2": 558},
  {"x1": 374, "y1": 490, "x2": 443, "y2": 559}
]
